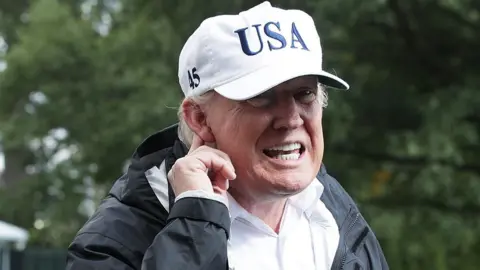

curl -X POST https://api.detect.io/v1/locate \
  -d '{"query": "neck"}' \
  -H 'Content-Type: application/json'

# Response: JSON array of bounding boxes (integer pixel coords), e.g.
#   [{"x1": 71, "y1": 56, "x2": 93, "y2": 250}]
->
[{"x1": 229, "y1": 188, "x2": 287, "y2": 233}]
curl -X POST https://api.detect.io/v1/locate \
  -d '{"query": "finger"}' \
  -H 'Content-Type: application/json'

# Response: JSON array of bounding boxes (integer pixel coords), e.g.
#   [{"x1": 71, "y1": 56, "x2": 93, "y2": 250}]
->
[
  {"x1": 194, "y1": 148, "x2": 234, "y2": 173},
  {"x1": 189, "y1": 133, "x2": 204, "y2": 154},
  {"x1": 212, "y1": 174, "x2": 230, "y2": 191},
  {"x1": 209, "y1": 152, "x2": 236, "y2": 180},
  {"x1": 213, "y1": 185, "x2": 228, "y2": 196},
  {"x1": 208, "y1": 167, "x2": 233, "y2": 188},
  {"x1": 208, "y1": 148, "x2": 233, "y2": 165},
  {"x1": 196, "y1": 153, "x2": 236, "y2": 180},
  {"x1": 204, "y1": 141, "x2": 217, "y2": 149}
]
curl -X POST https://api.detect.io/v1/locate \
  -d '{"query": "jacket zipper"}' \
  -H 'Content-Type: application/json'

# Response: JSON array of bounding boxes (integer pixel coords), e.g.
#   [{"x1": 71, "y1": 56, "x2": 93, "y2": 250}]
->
[{"x1": 332, "y1": 211, "x2": 360, "y2": 270}]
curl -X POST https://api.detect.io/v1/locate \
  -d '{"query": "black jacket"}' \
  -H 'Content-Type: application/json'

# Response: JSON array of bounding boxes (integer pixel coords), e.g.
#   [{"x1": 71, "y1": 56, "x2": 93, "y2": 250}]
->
[{"x1": 66, "y1": 124, "x2": 389, "y2": 270}]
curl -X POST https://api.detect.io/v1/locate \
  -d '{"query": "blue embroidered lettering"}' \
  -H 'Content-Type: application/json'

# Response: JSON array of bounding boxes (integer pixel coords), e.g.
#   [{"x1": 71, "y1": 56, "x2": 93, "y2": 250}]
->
[
  {"x1": 264, "y1": 22, "x2": 286, "y2": 50},
  {"x1": 234, "y1": 21, "x2": 309, "y2": 56},
  {"x1": 234, "y1": 24, "x2": 264, "y2": 56},
  {"x1": 290, "y1": 22, "x2": 309, "y2": 50}
]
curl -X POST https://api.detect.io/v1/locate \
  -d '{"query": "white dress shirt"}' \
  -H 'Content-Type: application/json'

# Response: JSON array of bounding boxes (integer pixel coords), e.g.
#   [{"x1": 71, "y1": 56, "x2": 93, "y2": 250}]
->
[{"x1": 146, "y1": 161, "x2": 340, "y2": 270}]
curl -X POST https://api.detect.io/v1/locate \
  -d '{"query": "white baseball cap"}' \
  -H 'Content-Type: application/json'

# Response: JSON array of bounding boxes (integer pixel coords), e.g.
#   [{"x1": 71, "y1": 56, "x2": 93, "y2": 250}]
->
[{"x1": 178, "y1": 1, "x2": 349, "y2": 101}]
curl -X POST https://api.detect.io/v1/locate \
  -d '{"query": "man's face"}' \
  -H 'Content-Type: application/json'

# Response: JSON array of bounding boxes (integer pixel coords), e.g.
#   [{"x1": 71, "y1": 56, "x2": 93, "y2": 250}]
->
[{"x1": 203, "y1": 75, "x2": 324, "y2": 199}]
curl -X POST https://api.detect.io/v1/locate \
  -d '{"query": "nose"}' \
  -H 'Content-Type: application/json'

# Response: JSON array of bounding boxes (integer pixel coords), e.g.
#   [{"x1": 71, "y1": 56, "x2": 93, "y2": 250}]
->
[{"x1": 272, "y1": 96, "x2": 304, "y2": 130}]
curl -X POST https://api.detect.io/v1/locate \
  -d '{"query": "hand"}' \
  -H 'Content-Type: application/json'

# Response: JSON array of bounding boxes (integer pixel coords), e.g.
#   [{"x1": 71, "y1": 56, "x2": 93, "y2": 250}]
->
[{"x1": 168, "y1": 134, "x2": 236, "y2": 198}]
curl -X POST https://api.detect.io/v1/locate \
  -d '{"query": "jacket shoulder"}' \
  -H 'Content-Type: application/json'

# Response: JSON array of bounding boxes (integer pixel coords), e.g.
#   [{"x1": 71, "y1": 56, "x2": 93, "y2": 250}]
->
[
  {"x1": 68, "y1": 188, "x2": 167, "y2": 269},
  {"x1": 319, "y1": 168, "x2": 389, "y2": 270},
  {"x1": 67, "y1": 230, "x2": 139, "y2": 269}
]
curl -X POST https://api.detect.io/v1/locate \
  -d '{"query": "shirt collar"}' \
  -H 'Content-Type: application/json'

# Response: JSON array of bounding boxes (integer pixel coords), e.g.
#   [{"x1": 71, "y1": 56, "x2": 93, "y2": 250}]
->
[
  {"x1": 287, "y1": 178, "x2": 324, "y2": 216},
  {"x1": 226, "y1": 178, "x2": 324, "y2": 222}
]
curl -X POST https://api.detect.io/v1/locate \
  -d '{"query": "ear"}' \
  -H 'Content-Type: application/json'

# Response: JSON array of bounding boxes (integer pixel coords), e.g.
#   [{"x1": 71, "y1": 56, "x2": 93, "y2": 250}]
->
[{"x1": 181, "y1": 99, "x2": 216, "y2": 143}]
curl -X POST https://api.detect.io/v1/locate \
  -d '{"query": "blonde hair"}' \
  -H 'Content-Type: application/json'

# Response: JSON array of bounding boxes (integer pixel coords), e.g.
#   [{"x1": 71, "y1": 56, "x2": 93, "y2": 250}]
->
[{"x1": 177, "y1": 83, "x2": 328, "y2": 148}]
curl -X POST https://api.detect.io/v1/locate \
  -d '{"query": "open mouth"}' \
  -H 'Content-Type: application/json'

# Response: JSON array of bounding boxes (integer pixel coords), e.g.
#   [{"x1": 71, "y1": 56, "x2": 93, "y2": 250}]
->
[{"x1": 263, "y1": 142, "x2": 305, "y2": 160}]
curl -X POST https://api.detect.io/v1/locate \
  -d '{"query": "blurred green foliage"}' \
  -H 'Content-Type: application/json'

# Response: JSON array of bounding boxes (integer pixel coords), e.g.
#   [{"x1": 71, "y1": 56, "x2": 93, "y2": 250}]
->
[{"x1": 0, "y1": 0, "x2": 479, "y2": 269}]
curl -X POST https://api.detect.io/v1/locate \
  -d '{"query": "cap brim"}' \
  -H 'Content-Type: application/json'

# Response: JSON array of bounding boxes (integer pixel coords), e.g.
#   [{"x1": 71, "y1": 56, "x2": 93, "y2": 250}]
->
[{"x1": 214, "y1": 58, "x2": 349, "y2": 101}]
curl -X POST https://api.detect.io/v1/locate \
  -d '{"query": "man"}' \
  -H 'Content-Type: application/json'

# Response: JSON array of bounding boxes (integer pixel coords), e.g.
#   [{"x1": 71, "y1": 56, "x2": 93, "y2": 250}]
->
[{"x1": 66, "y1": 2, "x2": 388, "y2": 270}]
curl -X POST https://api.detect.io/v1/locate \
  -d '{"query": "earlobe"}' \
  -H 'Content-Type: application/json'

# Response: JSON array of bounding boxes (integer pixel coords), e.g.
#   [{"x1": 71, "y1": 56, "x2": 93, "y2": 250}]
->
[
  {"x1": 182, "y1": 99, "x2": 216, "y2": 143},
  {"x1": 197, "y1": 126, "x2": 215, "y2": 144}
]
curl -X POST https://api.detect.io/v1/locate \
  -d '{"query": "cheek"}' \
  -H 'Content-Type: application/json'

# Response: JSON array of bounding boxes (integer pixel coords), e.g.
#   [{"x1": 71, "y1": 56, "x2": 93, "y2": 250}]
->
[
  {"x1": 214, "y1": 112, "x2": 272, "y2": 160},
  {"x1": 206, "y1": 103, "x2": 242, "y2": 140}
]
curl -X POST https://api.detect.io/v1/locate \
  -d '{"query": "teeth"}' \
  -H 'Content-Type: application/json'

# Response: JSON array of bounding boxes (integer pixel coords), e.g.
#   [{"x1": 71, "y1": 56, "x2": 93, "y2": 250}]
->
[
  {"x1": 266, "y1": 143, "x2": 301, "y2": 151},
  {"x1": 273, "y1": 153, "x2": 301, "y2": 160}
]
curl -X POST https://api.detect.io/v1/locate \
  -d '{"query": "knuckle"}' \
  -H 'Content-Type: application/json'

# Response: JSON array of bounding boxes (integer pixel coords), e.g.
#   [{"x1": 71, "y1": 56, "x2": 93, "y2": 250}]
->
[
  {"x1": 218, "y1": 151, "x2": 231, "y2": 162},
  {"x1": 173, "y1": 157, "x2": 190, "y2": 171},
  {"x1": 188, "y1": 145, "x2": 209, "y2": 156}
]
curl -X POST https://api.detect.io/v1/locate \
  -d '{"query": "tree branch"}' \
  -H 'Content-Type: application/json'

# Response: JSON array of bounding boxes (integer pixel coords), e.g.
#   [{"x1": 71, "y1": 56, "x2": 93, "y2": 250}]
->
[{"x1": 387, "y1": 0, "x2": 416, "y2": 50}]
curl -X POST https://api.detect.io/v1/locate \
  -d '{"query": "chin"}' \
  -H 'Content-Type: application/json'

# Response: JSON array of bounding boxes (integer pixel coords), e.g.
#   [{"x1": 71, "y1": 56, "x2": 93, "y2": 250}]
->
[
  {"x1": 267, "y1": 171, "x2": 315, "y2": 195},
  {"x1": 246, "y1": 156, "x2": 319, "y2": 196}
]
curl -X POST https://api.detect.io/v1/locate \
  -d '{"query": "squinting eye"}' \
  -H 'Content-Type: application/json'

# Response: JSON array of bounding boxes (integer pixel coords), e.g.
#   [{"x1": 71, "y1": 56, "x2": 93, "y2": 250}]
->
[
  {"x1": 246, "y1": 97, "x2": 271, "y2": 107},
  {"x1": 296, "y1": 90, "x2": 317, "y2": 103}
]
